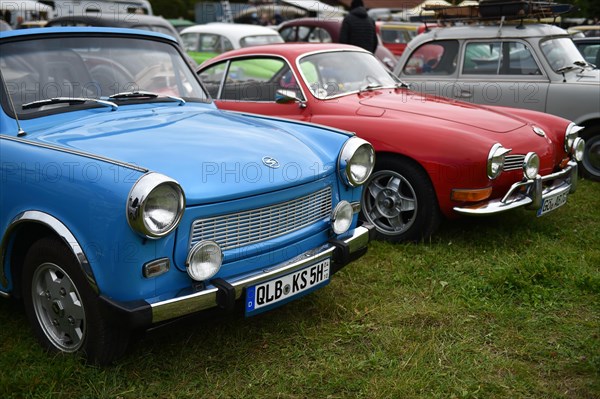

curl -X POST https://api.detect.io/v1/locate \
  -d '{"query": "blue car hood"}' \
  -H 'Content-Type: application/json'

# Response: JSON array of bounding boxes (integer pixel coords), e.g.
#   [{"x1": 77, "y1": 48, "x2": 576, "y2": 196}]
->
[{"x1": 29, "y1": 105, "x2": 339, "y2": 205}]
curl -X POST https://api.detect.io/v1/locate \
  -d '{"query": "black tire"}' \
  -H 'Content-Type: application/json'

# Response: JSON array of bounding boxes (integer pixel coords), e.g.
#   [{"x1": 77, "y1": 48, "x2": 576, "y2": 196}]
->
[
  {"x1": 22, "y1": 237, "x2": 129, "y2": 365},
  {"x1": 580, "y1": 125, "x2": 600, "y2": 182},
  {"x1": 361, "y1": 156, "x2": 441, "y2": 242}
]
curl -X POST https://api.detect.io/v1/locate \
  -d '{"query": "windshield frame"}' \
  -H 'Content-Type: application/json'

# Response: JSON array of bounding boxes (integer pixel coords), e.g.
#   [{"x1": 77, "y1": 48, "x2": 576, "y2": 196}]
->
[
  {"x1": 0, "y1": 31, "x2": 211, "y2": 120},
  {"x1": 296, "y1": 49, "x2": 400, "y2": 100}
]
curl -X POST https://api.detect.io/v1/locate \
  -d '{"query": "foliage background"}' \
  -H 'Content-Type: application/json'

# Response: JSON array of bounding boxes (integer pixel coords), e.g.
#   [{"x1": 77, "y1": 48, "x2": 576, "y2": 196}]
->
[{"x1": 147, "y1": 0, "x2": 600, "y2": 21}]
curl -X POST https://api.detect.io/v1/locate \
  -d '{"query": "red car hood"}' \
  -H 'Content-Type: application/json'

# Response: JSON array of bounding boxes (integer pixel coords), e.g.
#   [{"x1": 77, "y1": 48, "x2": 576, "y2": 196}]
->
[{"x1": 358, "y1": 91, "x2": 527, "y2": 133}]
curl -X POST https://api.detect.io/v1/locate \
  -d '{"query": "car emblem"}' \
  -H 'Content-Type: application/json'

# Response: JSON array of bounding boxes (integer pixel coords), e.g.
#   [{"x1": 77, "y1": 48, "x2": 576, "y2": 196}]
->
[
  {"x1": 262, "y1": 156, "x2": 280, "y2": 168},
  {"x1": 532, "y1": 126, "x2": 546, "y2": 137}
]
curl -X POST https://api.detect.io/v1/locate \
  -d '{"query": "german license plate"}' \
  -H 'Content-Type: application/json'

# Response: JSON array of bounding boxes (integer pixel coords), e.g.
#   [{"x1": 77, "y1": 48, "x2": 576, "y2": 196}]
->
[
  {"x1": 245, "y1": 258, "x2": 330, "y2": 316},
  {"x1": 537, "y1": 190, "x2": 569, "y2": 216}
]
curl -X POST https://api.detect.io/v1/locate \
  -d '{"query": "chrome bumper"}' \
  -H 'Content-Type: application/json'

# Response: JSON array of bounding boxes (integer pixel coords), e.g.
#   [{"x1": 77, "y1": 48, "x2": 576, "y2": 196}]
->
[
  {"x1": 99, "y1": 224, "x2": 373, "y2": 328},
  {"x1": 454, "y1": 161, "x2": 578, "y2": 216}
]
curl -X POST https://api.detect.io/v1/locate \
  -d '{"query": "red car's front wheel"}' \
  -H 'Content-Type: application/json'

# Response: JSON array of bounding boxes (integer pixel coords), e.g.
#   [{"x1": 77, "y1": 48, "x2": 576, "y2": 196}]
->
[{"x1": 361, "y1": 156, "x2": 441, "y2": 242}]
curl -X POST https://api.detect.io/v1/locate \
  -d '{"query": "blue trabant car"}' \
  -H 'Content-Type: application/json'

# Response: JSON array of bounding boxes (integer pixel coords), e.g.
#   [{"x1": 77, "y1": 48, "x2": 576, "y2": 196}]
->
[{"x1": 0, "y1": 27, "x2": 375, "y2": 364}]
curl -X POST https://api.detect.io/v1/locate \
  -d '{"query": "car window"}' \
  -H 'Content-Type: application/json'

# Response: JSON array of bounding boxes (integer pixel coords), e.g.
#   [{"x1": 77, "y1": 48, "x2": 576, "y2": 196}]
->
[
  {"x1": 308, "y1": 27, "x2": 332, "y2": 43},
  {"x1": 402, "y1": 40, "x2": 458, "y2": 75},
  {"x1": 540, "y1": 37, "x2": 587, "y2": 72},
  {"x1": 198, "y1": 61, "x2": 228, "y2": 98},
  {"x1": 182, "y1": 32, "x2": 199, "y2": 51},
  {"x1": 1, "y1": 35, "x2": 209, "y2": 117},
  {"x1": 381, "y1": 28, "x2": 413, "y2": 44},
  {"x1": 222, "y1": 37, "x2": 234, "y2": 52},
  {"x1": 463, "y1": 41, "x2": 541, "y2": 75},
  {"x1": 217, "y1": 57, "x2": 300, "y2": 102},
  {"x1": 199, "y1": 34, "x2": 220, "y2": 52},
  {"x1": 239, "y1": 35, "x2": 284, "y2": 47},
  {"x1": 297, "y1": 26, "x2": 311, "y2": 41},
  {"x1": 279, "y1": 26, "x2": 296, "y2": 42},
  {"x1": 299, "y1": 51, "x2": 397, "y2": 99}
]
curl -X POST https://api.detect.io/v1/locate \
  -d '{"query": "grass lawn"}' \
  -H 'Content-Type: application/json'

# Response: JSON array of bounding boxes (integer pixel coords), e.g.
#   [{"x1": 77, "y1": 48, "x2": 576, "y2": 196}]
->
[{"x1": 1, "y1": 180, "x2": 598, "y2": 399}]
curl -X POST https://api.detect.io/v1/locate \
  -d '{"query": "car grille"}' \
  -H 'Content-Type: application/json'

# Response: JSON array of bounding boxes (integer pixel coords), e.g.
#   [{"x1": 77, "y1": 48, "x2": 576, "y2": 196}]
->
[
  {"x1": 189, "y1": 187, "x2": 333, "y2": 251},
  {"x1": 503, "y1": 154, "x2": 525, "y2": 172}
]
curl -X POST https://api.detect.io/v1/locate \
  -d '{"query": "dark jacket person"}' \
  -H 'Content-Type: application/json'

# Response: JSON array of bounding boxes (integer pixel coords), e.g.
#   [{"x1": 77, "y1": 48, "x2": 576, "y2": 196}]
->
[{"x1": 339, "y1": 0, "x2": 378, "y2": 53}]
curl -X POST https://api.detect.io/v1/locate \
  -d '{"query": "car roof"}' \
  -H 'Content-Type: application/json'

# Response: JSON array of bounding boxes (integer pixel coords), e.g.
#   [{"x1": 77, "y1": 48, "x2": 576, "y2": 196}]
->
[
  {"x1": 279, "y1": 17, "x2": 343, "y2": 28},
  {"x1": 0, "y1": 26, "x2": 179, "y2": 44},
  {"x1": 201, "y1": 42, "x2": 367, "y2": 65},
  {"x1": 414, "y1": 23, "x2": 568, "y2": 41},
  {"x1": 180, "y1": 23, "x2": 281, "y2": 40},
  {"x1": 47, "y1": 14, "x2": 174, "y2": 28}
]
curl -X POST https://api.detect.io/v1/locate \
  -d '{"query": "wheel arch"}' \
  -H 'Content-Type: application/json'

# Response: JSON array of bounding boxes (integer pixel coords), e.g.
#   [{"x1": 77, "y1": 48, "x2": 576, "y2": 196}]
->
[
  {"x1": 374, "y1": 151, "x2": 443, "y2": 208},
  {"x1": 1, "y1": 211, "x2": 98, "y2": 299}
]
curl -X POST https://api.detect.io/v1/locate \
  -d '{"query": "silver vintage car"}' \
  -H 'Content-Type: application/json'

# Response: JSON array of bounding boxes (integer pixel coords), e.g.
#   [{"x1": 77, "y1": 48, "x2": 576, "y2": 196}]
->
[{"x1": 394, "y1": 23, "x2": 600, "y2": 181}]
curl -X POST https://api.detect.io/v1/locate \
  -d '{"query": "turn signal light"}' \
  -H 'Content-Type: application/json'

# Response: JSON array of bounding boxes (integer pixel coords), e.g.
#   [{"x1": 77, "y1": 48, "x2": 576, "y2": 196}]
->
[{"x1": 451, "y1": 187, "x2": 493, "y2": 202}]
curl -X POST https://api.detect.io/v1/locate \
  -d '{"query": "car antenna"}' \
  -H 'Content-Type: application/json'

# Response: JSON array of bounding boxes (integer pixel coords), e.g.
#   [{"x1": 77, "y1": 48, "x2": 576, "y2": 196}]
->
[{"x1": 0, "y1": 71, "x2": 26, "y2": 137}]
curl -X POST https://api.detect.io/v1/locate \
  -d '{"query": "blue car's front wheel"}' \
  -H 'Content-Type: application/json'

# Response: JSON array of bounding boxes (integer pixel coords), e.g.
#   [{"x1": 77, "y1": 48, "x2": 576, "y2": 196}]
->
[{"x1": 22, "y1": 237, "x2": 129, "y2": 365}]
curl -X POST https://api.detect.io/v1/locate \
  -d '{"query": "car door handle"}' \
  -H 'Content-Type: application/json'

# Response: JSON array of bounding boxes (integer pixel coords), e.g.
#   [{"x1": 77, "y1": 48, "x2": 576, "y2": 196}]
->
[{"x1": 456, "y1": 90, "x2": 473, "y2": 99}]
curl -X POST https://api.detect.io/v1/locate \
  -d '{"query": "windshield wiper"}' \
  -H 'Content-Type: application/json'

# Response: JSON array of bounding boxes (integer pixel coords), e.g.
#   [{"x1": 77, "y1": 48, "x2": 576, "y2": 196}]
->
[
  {"x1": 359, "y1": 83, "x2": 384, "y2": 93},
  {"x1": 573, "y1": 60, "x2": 597, "y2": 69},
  {"x1": 22, "y1": 97, "x2": 118, "y2": 111},
  {"x1": 109, "y1": 91, "x2": 185, "y2": 106}
]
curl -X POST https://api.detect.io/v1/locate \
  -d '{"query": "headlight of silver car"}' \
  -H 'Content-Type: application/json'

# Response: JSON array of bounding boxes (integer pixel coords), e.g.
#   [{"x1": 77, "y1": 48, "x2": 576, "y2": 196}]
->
[
  {"x1": 564, "y1": 123, "x2": 584, "y2": 153},
  {"x1": 339, "y1": 137, "x2": 375, "y2": 187},
  {"x1": 523, "y1": 152, "x2": 540, "y2": 180},
  {"x1": 487, "y1": 143, "x2": 512, "y2": 179},
  {"x1": 127, "y1": 172, "x2": 185, "y2": 239}
]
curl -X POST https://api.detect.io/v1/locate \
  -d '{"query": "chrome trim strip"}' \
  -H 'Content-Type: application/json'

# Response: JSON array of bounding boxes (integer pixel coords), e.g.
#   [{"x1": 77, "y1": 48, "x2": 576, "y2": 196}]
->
[
  {"x1": 0, "y1": 135, "x2": 148, "y2": 173},
  {"x1": 0, "y1": 211, "x2": 98, "y2": 293},
  {"x1": 453, "y1": 161, "x2": 577, "y2": 216},
  {"x1": 151, "y1": 225, "x2": 371, "y2": 323}
]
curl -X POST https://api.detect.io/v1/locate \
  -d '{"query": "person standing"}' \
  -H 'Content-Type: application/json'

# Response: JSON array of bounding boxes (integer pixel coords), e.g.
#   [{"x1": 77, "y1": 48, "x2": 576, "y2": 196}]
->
[{"x1": 339, "y1": 0, "x2": 378, "y2": 53}]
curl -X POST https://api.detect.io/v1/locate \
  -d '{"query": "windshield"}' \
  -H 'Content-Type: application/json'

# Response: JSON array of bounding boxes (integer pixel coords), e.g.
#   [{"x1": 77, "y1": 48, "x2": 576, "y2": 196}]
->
[
  {"x1": 240, "y1": 35, "x2": 284, "y2": 47},
  {"x1": 298, "y1": 51, "x2": 398, "y2": 99},
  {"x1": 540, "y1": 37, "x2": 587, "y2": 72},
  {"x1": 0, "y1": 35, "x2": 209, "y2": 117}
]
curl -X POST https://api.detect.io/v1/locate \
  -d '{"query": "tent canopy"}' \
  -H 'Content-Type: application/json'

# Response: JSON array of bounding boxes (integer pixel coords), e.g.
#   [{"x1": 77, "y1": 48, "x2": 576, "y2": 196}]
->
[
  {"x1": 280, "y1": 0, "x2": 346, "y2": 17},
  {"x1": 0, "y1": 0, "x2": 52, "y2": 12}
]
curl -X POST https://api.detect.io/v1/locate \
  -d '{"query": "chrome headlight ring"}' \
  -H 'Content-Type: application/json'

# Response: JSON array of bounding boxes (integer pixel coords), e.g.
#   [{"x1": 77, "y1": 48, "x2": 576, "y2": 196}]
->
[
  {"x1": 338, "y1": 137, "x2": 375, "y2": 187},
  {"x1": 572, "y1": 137, "x2": 585, "y2": 162},
  {"x1": 523, "y1": 152, "x2": 540, "y2": 180},
  {"x1": 487, "y1": 143, "x2": 512, "y2": 180},
  {"x1": 127, "y1": 172, "x2": 185, "y2": 239}
]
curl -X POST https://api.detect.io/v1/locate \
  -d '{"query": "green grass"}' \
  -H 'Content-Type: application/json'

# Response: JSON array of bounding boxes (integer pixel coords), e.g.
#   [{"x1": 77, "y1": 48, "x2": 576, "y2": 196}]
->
[{"x1": 1, "y1": 180, "x2": 598, "y2": 399}]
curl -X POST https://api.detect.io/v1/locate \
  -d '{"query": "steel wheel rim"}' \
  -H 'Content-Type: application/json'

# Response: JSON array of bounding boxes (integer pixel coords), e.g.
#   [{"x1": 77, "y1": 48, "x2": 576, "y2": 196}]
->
[
  {"x1": 363, "y1": 170, "x2": 417, "y2": 235},
  {"x1": 31, "y1": 262, "x2": 86, "y2": 352}
]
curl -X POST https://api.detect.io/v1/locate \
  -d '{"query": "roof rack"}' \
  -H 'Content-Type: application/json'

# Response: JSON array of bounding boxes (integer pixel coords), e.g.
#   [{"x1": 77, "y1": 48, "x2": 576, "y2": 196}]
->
[{"x1": 421, "y1": 1, "x2": 574, "y2": 24}]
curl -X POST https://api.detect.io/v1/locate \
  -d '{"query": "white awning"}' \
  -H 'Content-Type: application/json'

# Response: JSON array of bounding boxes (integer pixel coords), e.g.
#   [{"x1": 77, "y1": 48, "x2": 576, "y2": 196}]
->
[
  {"x1": 279, "y1": 0, "x2": 345, "y2": 17},
  {"x1": 0, "y1": 0, "x2": 52, "y2": 12}
]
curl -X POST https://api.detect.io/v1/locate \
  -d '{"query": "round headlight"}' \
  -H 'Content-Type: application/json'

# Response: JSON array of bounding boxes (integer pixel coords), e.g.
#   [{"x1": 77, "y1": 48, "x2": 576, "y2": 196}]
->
[
  {"x1": 523, "y1": 152, "x2": 540, "y2": 180},
  {"x1": 564, "y1": 123, "x2": 584, "y2": 153},
  {"x1": 487, "y1": 143, "x2": 511, "y2": 180},
  {"x1": 339, "y1": 137, "x2": 375, "y2": 187},
  {"x1": 186, "y1": 241, "x2": 222, "y2": 281},
  {"x1": 331, "y1": 200, "x2": 353, "y2": 235},
  {"x1": 572, "y1": 137, "x2": 585, "y2": 161},
  {"x1": 127, "y1": 173, "x2": 185, "y2": 239}
]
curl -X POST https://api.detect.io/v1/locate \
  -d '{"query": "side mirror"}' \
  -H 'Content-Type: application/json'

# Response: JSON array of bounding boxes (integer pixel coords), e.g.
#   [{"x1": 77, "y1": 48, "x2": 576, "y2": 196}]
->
[{"x1": 275, "y1": 89, "x2": 305, "y2": 108}]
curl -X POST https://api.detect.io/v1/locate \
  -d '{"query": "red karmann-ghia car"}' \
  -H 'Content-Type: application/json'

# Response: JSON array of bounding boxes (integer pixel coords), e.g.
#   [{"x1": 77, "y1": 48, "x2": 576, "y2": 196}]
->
[{"x1": 197, "y1": 43, "x2": 585, "y2": 242}]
